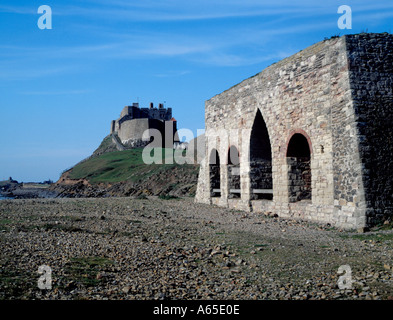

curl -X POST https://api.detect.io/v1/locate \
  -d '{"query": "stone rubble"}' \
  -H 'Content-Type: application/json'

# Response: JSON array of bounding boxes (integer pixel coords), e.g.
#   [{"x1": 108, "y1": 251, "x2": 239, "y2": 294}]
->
[{"x1": 0, "y1": 197, "x2": 392, "y2": 300}]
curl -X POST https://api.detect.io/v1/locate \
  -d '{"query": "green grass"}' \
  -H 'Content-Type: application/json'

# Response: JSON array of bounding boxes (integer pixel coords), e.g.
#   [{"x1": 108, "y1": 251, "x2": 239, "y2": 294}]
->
[
  {"x1": 16, "y1": 223, "x2": 84, "y2": 233},
  {"x1": 341, "y1": 233, "x2": 393, "y2": 242},
  {"x1": 94, "y1": 135, "x2": 117, "y2": 153},
  {"x1": 0, "y1": 219, "x2": 12, "y2": 231},
  {"x1": 64, "y1": 256, "x2": 115, "y2": 287},
  {"x1": 339, "y1": 227, "x2": 393, "y2": 242},
  {"x1": 373, "y1": 221, "x2": 393, "y2": 231},
  {"x1": 68, "y1": 148, "x2": 195, "y2": 184},
  {"x1": 0, "y1": 264, "x2": 35, "y2": 299},
  {"x1": 158, "y1": 194, "x2": 180, "y2": 200}
]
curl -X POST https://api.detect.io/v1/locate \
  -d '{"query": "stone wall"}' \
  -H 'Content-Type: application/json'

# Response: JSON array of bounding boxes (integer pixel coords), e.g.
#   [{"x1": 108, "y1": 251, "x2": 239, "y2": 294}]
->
[
  {"x1": 209, "y1": 164, "x2": 220, "y2": 197},
  {"x1": 249, "y1": 160, "x2": 272, "y2": 200},
  {"x1": 196, "y1": 33, "x2": 393, "y2": 230},
  {"x1": 287, "y1": 157, "x2": 311, "y2": 203},
  {"x1": 227, "y1": 164, "x2": 241, "y2": 199},
  {"x1": 111, "y1": 103, "x2": 176, "y2": 148},
  {"x1": 118, "y1": 118, "x2": 150, "y2": 144},
  {"x1": 345, "y1": 33, "x2": 393, "y2": 226},
  {"x1": 118, "y1": 118, "x2": 178, "y2": 148}
]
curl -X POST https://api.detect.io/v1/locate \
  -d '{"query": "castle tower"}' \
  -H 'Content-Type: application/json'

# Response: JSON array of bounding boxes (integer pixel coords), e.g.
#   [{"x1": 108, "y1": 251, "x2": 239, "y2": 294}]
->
[{"x1": 110, "y1": 101, "x2": 177, "y2": 148}]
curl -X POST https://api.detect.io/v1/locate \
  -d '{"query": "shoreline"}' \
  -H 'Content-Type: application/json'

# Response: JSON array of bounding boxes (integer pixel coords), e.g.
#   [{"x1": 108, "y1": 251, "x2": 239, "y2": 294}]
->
[{"x1": 0, "y1": 185, "x2": 58, "y2": 200}]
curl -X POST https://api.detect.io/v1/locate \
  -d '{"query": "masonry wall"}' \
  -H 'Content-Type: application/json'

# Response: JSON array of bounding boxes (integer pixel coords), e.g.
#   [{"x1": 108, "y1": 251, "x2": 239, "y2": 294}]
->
[
  {"x1": 118, "y1": 118, "x2": 150, "y2": 144},
  {"x1": 118, "y1": 118, "x2": 178, "y2": 148},
  {"x1": 345, "y1": 33, "x2": 393, "y2": 226},
  {"x1": 249, "y1": 160, "x2": 272, "y2": 190},
  {"x1": 195, "y1": 34, "x2": 392, "y2": 230}
]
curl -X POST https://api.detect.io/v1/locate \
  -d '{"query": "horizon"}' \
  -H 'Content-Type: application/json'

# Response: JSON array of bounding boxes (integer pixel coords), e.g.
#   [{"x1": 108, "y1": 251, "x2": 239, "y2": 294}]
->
[{"x1": 1, "y1": 0, "x2": 392, "y2": 182}]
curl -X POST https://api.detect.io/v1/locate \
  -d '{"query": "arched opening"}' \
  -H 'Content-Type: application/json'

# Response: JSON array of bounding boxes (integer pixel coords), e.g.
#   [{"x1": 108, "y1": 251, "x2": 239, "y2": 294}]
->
[
  {"x1": 209, "y1": 149, "x2": 221, "y2": 197},
  {"x1": 250, "y1": 109, "x2": 273, "y2": 200},
  {"x1": 286, "y1": 133, "x2": 312, "y2": 202},
  {"x1": 228, "y1": 146, "x2": 240, "y2": 198}
]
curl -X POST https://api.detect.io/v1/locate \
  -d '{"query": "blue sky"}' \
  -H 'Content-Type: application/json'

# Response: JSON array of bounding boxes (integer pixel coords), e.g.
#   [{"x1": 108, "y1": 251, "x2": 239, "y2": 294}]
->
[{"x1": 0, "y1": 0, "x2": 392, "y2": 182}]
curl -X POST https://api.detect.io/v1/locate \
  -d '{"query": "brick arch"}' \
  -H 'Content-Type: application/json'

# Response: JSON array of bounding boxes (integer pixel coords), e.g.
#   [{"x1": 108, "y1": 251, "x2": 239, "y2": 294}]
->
[
  {"x1": 283, "y1": 129, "x2": 313, "y2": 157},
  {"x1": 255, "y1": 106, "x2": 273, "y2": 142},
  {"x1": 285, "y1": 129, "x2": 312, "y2": 203}
]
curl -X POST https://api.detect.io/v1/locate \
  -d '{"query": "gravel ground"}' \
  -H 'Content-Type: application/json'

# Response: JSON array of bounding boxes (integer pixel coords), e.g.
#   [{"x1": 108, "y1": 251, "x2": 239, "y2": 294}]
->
[{"x1": 0, "y1": 196, "x2": 392, "y2": 300}]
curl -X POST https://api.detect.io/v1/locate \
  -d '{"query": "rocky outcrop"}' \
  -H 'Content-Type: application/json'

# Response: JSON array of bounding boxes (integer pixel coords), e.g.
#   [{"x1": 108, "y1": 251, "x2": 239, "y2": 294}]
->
[{"x1": 51, "y1": 164, "x2": 199, "y2": 198}]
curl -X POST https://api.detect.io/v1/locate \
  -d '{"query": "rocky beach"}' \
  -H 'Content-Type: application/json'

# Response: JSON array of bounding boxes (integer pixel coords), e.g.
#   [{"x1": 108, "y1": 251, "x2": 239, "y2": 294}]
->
[
  {"x1": 1, "y1": 196, "x2": 392, "y2": 300},
  {"x1": 0, "y1": 180, "x2": 56, "y2": 200}
]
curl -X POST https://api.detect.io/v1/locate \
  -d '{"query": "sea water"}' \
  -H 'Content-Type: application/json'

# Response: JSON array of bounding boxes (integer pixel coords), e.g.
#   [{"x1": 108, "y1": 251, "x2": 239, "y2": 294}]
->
[{"x1": 0, "y1": 194, "x2": 13, "y2": 200}]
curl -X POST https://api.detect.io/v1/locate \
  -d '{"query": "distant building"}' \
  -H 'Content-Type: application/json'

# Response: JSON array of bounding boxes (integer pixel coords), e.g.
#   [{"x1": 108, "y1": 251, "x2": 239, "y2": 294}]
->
[{"x1": 111, "y1": 102, "x2": 179, "y2": 148}]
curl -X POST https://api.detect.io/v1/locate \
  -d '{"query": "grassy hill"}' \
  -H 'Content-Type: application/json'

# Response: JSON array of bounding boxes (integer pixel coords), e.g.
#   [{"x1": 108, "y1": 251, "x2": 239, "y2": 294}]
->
[
  {"x1": 54, "y1": 141, "x2": 200, "y2": 198},
  {"x1": 68, "y1": 148, "x2": 194, "y2": 184}
]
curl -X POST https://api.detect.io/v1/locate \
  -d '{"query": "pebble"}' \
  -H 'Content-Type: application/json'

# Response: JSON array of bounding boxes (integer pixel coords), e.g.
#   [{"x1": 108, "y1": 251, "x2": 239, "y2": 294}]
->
[
  {"x1": 122, "y1": 286, "x2": 131, "y2": 294},
  {"x1": 0, "y1": 197, "x2": 392, "y2": 300}
]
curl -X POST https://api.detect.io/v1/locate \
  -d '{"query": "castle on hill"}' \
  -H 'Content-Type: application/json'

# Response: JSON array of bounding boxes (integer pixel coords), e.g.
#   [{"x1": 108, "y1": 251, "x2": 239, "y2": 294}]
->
[{"x1": 110, "y1": 102, "x2": 180, "y2": 148}]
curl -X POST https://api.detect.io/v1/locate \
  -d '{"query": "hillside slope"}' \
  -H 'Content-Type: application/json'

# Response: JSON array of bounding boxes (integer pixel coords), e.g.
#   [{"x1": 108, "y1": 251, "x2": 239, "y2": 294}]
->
[{"x1": 51, "y1": 136, "x2": 200, "y2": 198}]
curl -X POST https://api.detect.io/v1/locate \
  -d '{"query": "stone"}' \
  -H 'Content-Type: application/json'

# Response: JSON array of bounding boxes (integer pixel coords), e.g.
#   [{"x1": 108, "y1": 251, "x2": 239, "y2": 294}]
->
[
  {"x1": 122, "y1": 286, "x2": 131, "y2": 294},
  {"x1": 383, "y1": 264, "x2": 391, "y2": 271},
  {"x1": 357, "y1": 227, "x2": 367, "y2": 233},
  {"x1": 195, "y1": 33, "x2": 393, "y2": 231},
  {"x1": 96, "y1": 272, "x2": 105, "y2": 280},
  {"x1": 230, "y1": 268, "x2": 241, "y2": 273},
  {"x1": 235, "y1": 259, "x2": 244, "y2": 266}
]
